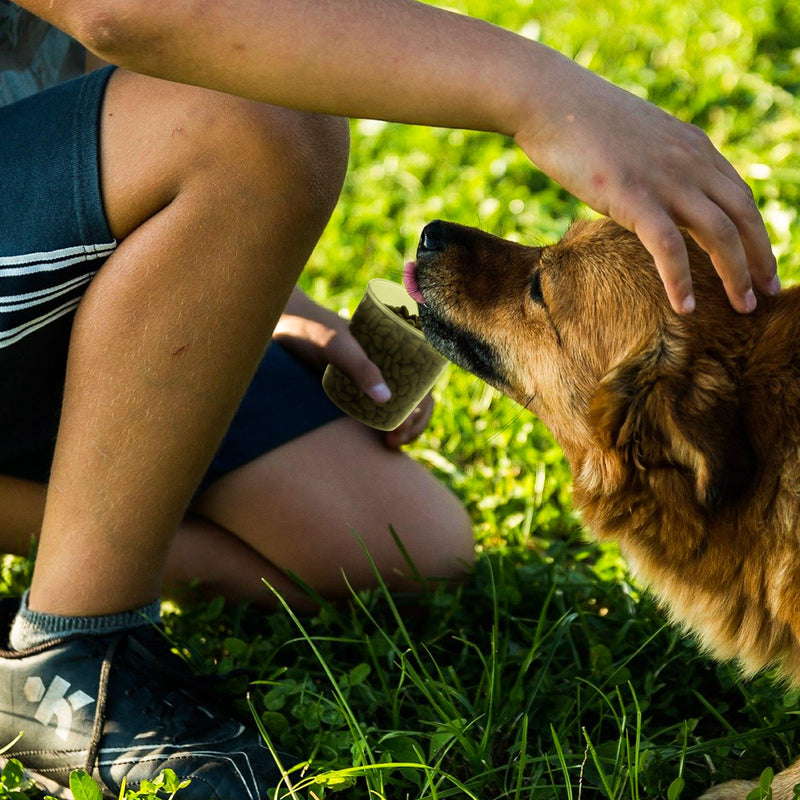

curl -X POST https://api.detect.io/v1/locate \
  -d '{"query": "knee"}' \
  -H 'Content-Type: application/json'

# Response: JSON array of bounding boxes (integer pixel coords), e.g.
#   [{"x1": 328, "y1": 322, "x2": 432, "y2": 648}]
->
[
  {"x1": 428, "y1": 500, "x2": 476, "y2": 580},
  {"x1": 204, "y1": 100, "x2": 350, "y2": 230},
  {"x1": 253, "y1": 108, "x2": 350, "y2": 222},
  {"x1": 399, "y1": 487, "x2": 475, "y2": 583},
  {"x1": 101, "y1": 72, "x2": 350, "y2": 243}
]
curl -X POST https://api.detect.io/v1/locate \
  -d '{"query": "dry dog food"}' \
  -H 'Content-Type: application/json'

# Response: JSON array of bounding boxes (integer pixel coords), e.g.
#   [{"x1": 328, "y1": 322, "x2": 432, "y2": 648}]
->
[{"x1": 387, "y1": 304, "x2": 423, "y2": 331}]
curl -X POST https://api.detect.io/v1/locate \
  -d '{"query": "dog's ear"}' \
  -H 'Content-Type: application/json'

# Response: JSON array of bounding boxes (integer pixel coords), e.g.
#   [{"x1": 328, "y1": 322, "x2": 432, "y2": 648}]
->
[{"x1": 589, "y1": 345, "x2": 755, "y2": 510}]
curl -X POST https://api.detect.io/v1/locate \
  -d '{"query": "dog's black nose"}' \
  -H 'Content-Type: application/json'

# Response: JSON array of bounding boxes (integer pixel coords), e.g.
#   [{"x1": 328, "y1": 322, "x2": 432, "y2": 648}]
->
[{"x1": 418, "y1": 220, "x2": 448, "y2": 254}]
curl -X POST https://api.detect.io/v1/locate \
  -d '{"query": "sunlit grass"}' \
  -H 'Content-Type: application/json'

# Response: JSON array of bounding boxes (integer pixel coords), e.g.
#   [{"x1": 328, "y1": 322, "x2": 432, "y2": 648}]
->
[{"x1": 2, "y1": 1, "x2": 799, "y2": 798}]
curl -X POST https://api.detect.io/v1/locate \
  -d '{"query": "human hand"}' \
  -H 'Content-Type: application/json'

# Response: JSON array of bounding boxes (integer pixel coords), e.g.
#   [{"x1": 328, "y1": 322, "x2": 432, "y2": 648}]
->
[
  {"x1": 274, "y1": 291, "x2": 433, "y2": 447},
  {"x1": 382, "y1": 393, "x2": 434, "y2": 449},
  {"x1": 512, "y1": 51, "x2": 779, "y2": 314}
]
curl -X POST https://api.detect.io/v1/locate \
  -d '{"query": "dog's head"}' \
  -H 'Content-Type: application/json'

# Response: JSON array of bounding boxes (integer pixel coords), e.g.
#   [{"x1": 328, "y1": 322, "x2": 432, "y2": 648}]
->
[{"x1": 407, "y1": 218, "x2": 758, "y2": 511}]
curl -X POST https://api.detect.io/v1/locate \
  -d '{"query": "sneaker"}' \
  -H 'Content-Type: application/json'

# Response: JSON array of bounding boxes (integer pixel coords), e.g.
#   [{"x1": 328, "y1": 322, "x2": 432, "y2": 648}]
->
[{"x1": 0, "y1": 598, "x2": 295, "y2": 799}]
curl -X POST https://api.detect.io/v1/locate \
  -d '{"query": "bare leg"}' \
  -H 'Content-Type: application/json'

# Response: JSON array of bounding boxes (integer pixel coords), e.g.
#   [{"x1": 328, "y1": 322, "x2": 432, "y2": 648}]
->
[
  {"x1": 27, "y1": 70, "x2": 349, "y2": 615},
  {"x1": 0, "y1": 418, "x2": 474, "y2": 610},
  {"x1": 190, "y1": 416, "x2": 474, "y2": 603},
  {"x1": 0, "y1": 476, "x2": 46, "y2": 559}
]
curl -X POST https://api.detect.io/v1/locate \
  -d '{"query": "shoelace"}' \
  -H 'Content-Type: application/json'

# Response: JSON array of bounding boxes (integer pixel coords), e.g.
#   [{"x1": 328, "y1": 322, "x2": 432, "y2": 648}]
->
[
  {"x1": 82, "y1": 629, "x2": 246, "y2": 777},
  {"x1": 84, "y1": 635, "x2": 120, "y2": 775}
]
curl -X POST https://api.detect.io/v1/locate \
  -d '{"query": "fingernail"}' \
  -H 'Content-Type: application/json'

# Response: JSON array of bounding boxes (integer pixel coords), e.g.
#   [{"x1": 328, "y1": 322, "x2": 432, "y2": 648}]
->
[
  {"x1": 743, "y1": 289, "x2": 757, "y2": 313},
  {"x1": 768, "y1": 274, "x2": 782, "y2": 295},
  {"x1": 680, "y1": 294, "x2": 696, "y2": 314},
  {"x1": 368, "y1": 382, "x2": 392, "y2": 403}
]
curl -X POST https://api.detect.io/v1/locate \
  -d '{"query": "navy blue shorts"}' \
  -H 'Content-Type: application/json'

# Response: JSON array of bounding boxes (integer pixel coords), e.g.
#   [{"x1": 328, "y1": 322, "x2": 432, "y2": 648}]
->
[{"x1": 0, "y1": 67, "x2": 343, "y2": 490}]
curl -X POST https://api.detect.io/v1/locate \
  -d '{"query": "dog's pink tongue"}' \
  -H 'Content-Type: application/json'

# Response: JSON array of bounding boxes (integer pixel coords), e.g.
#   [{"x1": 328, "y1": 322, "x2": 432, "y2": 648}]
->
[{"x1": 403, "y1": 261, "x2": 425, "y2": 304}]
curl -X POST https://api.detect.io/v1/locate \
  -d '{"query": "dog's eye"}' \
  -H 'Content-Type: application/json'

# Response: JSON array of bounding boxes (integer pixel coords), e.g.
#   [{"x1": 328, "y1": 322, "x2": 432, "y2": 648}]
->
[{"x1": 529, "y1": 271, "x2": 545, "y2": 305}]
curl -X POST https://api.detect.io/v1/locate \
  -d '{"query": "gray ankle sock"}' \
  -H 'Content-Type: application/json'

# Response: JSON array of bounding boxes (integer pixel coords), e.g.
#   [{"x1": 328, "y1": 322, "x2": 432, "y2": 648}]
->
[{"x1": 9, "y1": 590, "x2": 161, "y2": 651}]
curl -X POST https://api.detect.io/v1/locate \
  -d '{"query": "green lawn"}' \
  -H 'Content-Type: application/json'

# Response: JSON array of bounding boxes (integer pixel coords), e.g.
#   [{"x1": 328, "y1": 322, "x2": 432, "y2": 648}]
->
[{"x1": 2, "y1": 1, "x2": 800, "y2": 798}]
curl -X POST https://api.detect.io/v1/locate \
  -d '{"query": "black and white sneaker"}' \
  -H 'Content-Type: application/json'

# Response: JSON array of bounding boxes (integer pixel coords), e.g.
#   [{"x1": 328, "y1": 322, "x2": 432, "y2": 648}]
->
[{"x1": 0, "y1": 598, "x2": 295, "y2": 799}]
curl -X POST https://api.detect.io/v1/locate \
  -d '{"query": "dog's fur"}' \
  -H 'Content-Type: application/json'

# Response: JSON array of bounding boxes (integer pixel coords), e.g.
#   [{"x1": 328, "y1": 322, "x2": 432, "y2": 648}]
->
[{"x1": 411, "y1": 217, "x2": 800, "y2": 799}]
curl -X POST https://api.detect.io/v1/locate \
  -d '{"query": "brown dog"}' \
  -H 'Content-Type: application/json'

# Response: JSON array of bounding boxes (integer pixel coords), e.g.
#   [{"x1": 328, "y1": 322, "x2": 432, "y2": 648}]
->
[{"x1": 404, "y1": 217, "x2": 800, "y2": 799}]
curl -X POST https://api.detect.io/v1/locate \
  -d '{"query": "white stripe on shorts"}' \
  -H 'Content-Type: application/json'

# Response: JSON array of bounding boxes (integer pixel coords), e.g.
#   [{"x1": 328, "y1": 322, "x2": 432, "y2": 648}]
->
[
  {"x1": 0, "y1": 272, "x2": 97, "y2": 312},
  {"x1": 0, "y1": 241, "x2": 116, "y2": 276},
  {"x1": 0, "y1": 297, "x2": 83, "y2": 348},
  {"x1": 0, "y1": 240, "x2": 116, "y2": 349}
]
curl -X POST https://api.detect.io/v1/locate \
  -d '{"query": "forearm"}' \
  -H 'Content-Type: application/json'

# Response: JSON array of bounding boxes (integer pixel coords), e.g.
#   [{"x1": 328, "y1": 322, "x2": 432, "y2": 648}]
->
[
  {"x1": 21, "y1": 0, "x2": 776, "y2": 315},
  {"x1": 272, "y1": 287, "x2": 340, "y2": 361},
  {"x1": 278, "y1": 287, "x2": 321, "y2": 322},
  {"x1": 274, "y1": 287, "x2": 332, "y2": 334},
  {"x1": 24, "y1": 0, "x2": 555, "y2": 138}
]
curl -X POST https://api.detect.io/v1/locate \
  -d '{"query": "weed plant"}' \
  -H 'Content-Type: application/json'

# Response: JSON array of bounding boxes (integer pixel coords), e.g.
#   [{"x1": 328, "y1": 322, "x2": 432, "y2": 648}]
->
[{"x1": 2, "y1": 1, "x2": 800, "y2": 798}]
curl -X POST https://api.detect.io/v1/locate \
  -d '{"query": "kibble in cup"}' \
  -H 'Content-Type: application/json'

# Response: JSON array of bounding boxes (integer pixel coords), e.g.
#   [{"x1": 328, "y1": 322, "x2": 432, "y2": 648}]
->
[{"x1": 322, "y1": 279, "x2": 448, "y2": 431}]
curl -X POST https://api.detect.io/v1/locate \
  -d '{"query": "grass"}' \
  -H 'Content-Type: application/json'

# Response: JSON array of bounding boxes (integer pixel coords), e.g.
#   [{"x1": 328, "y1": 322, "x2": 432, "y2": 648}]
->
[{"x1": 2, "y1": 1, "x2": 800, "y2": 798}]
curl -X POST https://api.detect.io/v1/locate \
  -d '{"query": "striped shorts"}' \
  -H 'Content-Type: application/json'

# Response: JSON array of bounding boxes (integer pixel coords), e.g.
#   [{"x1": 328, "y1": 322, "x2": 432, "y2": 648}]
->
[{"x1": 0, "y1": 67, "x2": 343, "y2": 488}]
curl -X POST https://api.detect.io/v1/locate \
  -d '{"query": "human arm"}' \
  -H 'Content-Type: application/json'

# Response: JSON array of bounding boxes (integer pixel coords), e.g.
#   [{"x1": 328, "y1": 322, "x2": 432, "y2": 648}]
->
[
  {"x1": 28, "y1": 0, "x2": 777, "y2": 313},
  {"x1": 274, "y1": 288, "x2": 432, "y2": 447}
]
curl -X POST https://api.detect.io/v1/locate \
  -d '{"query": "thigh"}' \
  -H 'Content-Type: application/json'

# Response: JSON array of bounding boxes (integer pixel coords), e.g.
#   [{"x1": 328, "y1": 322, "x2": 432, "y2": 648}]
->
[
  {"x1": 0, "y1": 67, "x2": 117, "y2": 481},
  {"x1": 192, "y1": 415, "x2": 474, "y2": 597}
]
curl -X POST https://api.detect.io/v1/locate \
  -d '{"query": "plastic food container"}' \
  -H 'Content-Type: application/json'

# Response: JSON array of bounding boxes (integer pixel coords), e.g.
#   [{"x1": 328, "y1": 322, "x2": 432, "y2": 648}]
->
[{"x1": 322, "y1": 279, "x2": 448, "y2": 430}]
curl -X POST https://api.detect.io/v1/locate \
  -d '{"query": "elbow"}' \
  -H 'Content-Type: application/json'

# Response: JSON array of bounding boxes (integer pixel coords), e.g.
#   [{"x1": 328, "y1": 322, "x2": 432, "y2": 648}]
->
[{"x1": 64, "y1": 0, "x2": 164, "y2": 66}]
